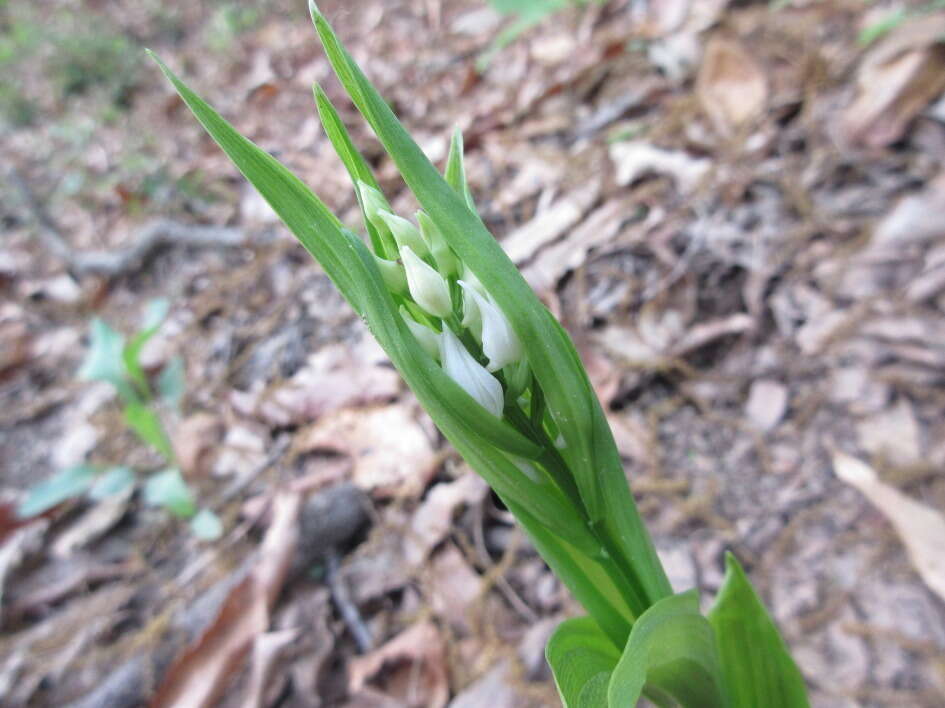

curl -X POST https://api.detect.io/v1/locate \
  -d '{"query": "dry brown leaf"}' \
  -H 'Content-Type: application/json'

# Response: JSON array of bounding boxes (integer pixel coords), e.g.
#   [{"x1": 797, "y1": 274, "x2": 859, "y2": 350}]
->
[
  {"x1": 151, "y1": 492, "x2": 301, "y2": 708},
  {"x1": 173, "y1": 413, "x2": 224, "y2": 477},
  {"x1": 855, "y1": 399, "x2": 922, "y2": 469},
  {"x1": 871, "y1": 172, "x2": 945, "y2": 251},
  {"x1": 840, "y1": 16, "x2": 945, "y2": 148},
  {"x1": 405, "y1": 473, "x2": 488, "y2": 566},
  {"x1": 833, "y1": 452, "x2": 945, "y2": 602},
  {"x1": 522, "y1": 198, "x2": 634, "y2": 294},
  {"x1": 231, "y1": 341, "x2": 401, "y2": 427},
  {"x1": 449, "y1": 660, "x2": 519, "y2": 708},
  {"x1": 697, "y1": 34, "x2": 768, "y2": 137},
  {"x1": 427, "y1": 544, "x2": 482, "y2": 633},
  {"x1": 609, "y1": 141, "x2": 710, "y2": 193},
  {"x1": 299, "y1": 404, "x2": 438, "y2": 498},
  {"x1": 242, "y1": 628, "x2": 300, "y2": 708},
  {"x1": 348, "y1": 621, "x2": 449, "y2": 708},
  {"x1": 501, "y1": 181, "x2": 601, "y2": 265},
  {"x1": 744, "y1": 379, "x2": 788, "y2": 432},
  {"x1": 51, "y1": 485, "x2": 133, "y2": 558}
]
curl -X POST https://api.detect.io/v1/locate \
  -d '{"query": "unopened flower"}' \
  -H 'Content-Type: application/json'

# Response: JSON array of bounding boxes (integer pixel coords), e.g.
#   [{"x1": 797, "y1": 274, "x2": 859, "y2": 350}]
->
[
  {"x1": 378, "y1": 210, "x2": 429, "y2": 257},
  {"x1": 401, "y1": 245, "x2": 452, "y2": 318},
  {"x1": 458, "y1": 280, "x2": 522, "y2": 371},
  {"x1": 439, "y1": 327, "x2": 504, "y2": 417},
  {"x1": 416, "y1": 210, "x2": 459, "y2": 277},
  {"x1": 374, "y1": 254, "x2": 407, "y2": 294},
  {"x1": 356, "y1": 179, "x2": 390, "y2": 228},
  {"x1": 400, "y1": 306, "x2": 439, "y2": 359}
]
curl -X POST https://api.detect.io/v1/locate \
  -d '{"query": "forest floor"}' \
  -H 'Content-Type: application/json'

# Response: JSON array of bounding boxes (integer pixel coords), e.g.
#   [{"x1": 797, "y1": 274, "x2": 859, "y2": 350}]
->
[{"x1": 2, "y1": 0, "x2": 945, "y2": 706}]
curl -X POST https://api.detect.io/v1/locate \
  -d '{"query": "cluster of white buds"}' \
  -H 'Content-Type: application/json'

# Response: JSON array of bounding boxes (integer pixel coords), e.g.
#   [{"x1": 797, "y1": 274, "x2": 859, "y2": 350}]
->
[{"x1": 357, "y1": 180, "x2": 524, "y2": 418}]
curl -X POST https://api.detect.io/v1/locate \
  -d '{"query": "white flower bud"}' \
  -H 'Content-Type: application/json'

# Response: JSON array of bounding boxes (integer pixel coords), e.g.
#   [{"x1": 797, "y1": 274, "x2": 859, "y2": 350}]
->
[
  {"x1": 356, "y1": 179, "x2": 390, "y2": 228},
  {"x1": 400, "y1": 306, "x2": 440, "y2": 360},
  {"x1": 378, "y1": 210, "x2": 429, "y2": 257},
  {"x1": 457, "y1": 280, "x2": 522, "y2": 372},
  {"x1": 401, "y1": 246, "x2": 452, "y2": 318},
  {"x1": 374, "y1": 254, "x2": 407, "y2": 294},
  {"x1": 416, "y1": 211, "x2": 459, "y2": 277},
  {"x1": 461, "y1": 263, "x2": 488, "y2": 297},
  {"x1": 439, "y1": 327, "x2": 504, "y2": 417}
]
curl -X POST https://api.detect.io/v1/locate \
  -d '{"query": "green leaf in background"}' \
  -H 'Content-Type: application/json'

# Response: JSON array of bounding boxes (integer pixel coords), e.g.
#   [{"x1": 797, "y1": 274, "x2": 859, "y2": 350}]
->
[
  {"x1": 123, "y1": 297, "x2": 170, "y2": 397},
  {"x1": 88, "y1": 465, "x2": 136, "y2": 500},
  {"x1": 124, "y1": 401, "x2": 173, "y2": 460},
  {"x1": 190, "y1": 507, "x2": 223, "y2": 540},
  {"x1": 143, "y1": 468, "x2": 196, "y2": 518},
  {"x1": 157, "y1": 355, "x2": 186, "y2": 410},
  {"x1": 18, "y1": 465, "x2": 96, "y2": 518},
  {"x1": 546, "y1": 616, "x2": 620, "y2": 707},
  {"x1": 708, "y1": 553, "x2": 810, "y2": 708},
  {"x1": 608, "y1": 589, "x2": 727, "y2": 708},
  {"x1": 79, "y1": 318, "x2": 134, "y2": 400}
]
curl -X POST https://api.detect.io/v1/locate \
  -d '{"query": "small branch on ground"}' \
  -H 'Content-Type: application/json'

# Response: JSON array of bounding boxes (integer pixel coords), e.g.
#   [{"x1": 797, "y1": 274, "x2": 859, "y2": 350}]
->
[
  {"x1": 5, "y1": 166, "x2": 244, "y2": 278},
  {"x1": 326, "y1": 548, "x2": 373, "y2": 654}
]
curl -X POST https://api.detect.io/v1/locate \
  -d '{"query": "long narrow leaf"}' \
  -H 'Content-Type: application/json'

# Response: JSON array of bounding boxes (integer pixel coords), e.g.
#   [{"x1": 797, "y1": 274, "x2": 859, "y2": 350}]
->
[{"x1": 708, "y1": 553, "x2": 809, "y2": 708}]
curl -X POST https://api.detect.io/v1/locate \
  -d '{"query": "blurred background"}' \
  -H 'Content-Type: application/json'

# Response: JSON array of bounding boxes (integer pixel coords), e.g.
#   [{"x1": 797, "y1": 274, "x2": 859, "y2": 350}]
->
[{"x1": 2, "y1": 0, "x2": 945, "y2": 705}]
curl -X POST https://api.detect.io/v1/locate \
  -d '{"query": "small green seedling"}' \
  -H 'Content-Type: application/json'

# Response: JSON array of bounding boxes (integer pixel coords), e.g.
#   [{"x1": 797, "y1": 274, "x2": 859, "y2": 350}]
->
[
  {"x1": 147, "y1": 3, "x2": 809, "y2": 704},
  {"x1": 479, "y1": 0, "x2": 607, "y2": 70},
  {"x1": 18, "y1": 300, "x2": 220, "y2": 540}
]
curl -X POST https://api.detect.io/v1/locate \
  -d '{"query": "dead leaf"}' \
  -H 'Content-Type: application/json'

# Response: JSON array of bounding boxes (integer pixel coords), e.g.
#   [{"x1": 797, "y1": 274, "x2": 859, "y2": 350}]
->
[
  {"x1": 833, "y1": 452, "x2": 945, "y2": 602},
  {"x1": 501, "y1": 181, "x2": 600, "y2": 264},
  {"x1": 448, "y1": 660, "x2": 519, "y2": 708},
  {"x1": 856, "y1": 399, "x2": 922, "y2": 469},
  {"x1": 51, "y1": 485, "x2": 133, "y2": 558},
  {"x1": 348, "y1": 621, "x2": 449, "y2": 708},
  {"x1": 299, "y1": 404, "x2": 438, "y2": 498},
  {"x1": 840, "y1": 15, "x2": 945, "y2": 148},
  {"x1": 609, "y1": 141, "x2": 710, "y2": 193},
  {"x1": 0, "y1": 519, "x2": 47, "y2": 613},
  {"x1": 744, "y1": 379, "x2": 788, "y2": 432},
  {"x1": 151, "y1": 492, "x2": 301, "y2": 708},
  {"x1": 870, "y1": 172, "x2": 945, "y2": 251},
  {"x1": 173, "y1": 413, "x2": 224, "y2": 477},
  {"x1": 522, "y1": 197, "x2": 643, "y2": 294},
  {"x1": 697, "y1": 35, "x2": 768, "y2": 137},
  {"x1": 242, "y1": 628, "x2": 300, "y2": 708},
  {"x1": 405, "y1": 473, "x2": 488, "y2": 566},
  {"x1": 230, "y1": 341, "x2": 401, "y2": 427},
  {"x1": 427, "y1": 544, "x2": 483, "y2": 633}
]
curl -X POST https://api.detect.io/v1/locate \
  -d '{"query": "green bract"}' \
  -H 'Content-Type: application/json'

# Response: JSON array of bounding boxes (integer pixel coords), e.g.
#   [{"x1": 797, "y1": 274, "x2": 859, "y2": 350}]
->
[{"x1": 148, "y1": 5, "x2": 809, "y2": 705}]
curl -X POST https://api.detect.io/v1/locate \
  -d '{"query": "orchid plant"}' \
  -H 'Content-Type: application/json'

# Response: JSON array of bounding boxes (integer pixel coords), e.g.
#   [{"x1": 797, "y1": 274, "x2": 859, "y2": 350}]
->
[{"x1": 148, "y1": 4, "x2": 809, "y2": 705}]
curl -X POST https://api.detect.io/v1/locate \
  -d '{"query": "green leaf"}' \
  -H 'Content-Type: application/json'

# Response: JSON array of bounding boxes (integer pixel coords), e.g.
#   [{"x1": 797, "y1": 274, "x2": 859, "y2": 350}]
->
[
  {"x1": 546, "y1": 616, "x2": 620, "y2": 707},
  {"x1": 123, "y1": 298, "x2": 170, "y2": 397},
  {"x1": 307, "y1": 5, "x2": 671, "y2": 614},
  {"x1": 88, "y1": 466, "x2": 136, "y2": 500},
  {"x1": 124, "y1": 402, "x2": 174, "y2": 460},
  {"x1": 444, "y1": 128, "x2": 475, "y2": 211},
  {"x1": 79, "y1": 318, "x2": 135, "y2": 400},
  {"x1": 608, "y1": 589, "x2": 727, "y2": 708},
  {"x1": 143, "y1": 468, "x2": 196, "y2": 518},
  {"x1": 190, "y1": 508, "x2": 223, "y2": 540},
  {"x1": 708, "y1": 553, "x2": 809, "y2": 708},
  {"x1": 18, "y1": 465, "x2": 96, "y2": 518},
  {"x1": 157, "y1": 355, "x2": 186, "y2": 410},
  {"x1": 313, "y1": 85, "x2": 397, "y2": 259}
]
